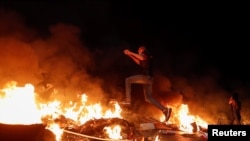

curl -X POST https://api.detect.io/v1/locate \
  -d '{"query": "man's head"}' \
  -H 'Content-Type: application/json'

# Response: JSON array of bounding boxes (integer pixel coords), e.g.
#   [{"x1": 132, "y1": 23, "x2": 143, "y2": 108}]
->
[
  {"x1": 137, "y1": 45, "x2": 146, "y2": 53},
  {"x1": 232, "y1": 93, "x2": 239, "y2": 100}
]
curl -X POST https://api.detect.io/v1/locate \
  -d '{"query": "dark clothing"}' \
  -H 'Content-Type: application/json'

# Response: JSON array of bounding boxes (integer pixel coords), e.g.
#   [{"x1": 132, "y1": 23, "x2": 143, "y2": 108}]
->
[
  {"x1": 229, "y1": 98, "x2": 241, "y2": 125},
  {"x1": 139, "y1": 52, "x2": 153, "y2": 77}
]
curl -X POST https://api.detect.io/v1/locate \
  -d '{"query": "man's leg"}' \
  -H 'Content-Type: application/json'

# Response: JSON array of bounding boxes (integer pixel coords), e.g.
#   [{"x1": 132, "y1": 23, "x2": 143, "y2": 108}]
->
[
  {"x1": 143, "y1": 84, "x2": 165, "y2": 111},
  {"x1": 230, "y1": 112, "x2": 235, "y2": 125},
  {"x1": 120, "y1": 76, "x2": 138, "y2": 105},
  {"x1": 123, "y1": 75, "x2": 145, "y2": 103},
  {"x1": 143, "y1": 84, "x2": 172, "y2": 122},
  {"x1": 125, "y1": 77, "x2": 132, "y2": 103},
  {"x1": 235, "y1": 111, "x2": 241, "y2": 125}
]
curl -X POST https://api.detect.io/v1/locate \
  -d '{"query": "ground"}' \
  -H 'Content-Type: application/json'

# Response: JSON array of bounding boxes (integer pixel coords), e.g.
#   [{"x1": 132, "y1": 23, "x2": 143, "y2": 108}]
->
[{"x1": 120, "y1": 107, "x2": 207, "y2": 141}]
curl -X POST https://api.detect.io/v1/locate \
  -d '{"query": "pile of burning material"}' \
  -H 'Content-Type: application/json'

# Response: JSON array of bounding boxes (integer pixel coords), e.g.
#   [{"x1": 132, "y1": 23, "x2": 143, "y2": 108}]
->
[
  {"x1": 55, "y1": 117, "x2": 142, "y2": 141},
  {"x1": 156, "y1": 122, "x2": 208, "y2": 140},
  {"x1": 136, "y1": 112, "x2": 208, "y2": 140},
  {"x1": 0, "y1": 82, "x2": 210, "y2": 141}
]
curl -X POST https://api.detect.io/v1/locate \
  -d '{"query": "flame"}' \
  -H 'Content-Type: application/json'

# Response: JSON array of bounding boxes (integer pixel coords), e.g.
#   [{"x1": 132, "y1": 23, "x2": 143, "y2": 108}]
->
[
  {"x1": 46, "y1": 123, "x2": 64, "y2": 141},
  {"x1": 166, "y1": 104, "x2": 208, "y2": 133},
  {"x1": 0, "y1": 81, "x2": 43, "y2": 124},
  {"x1": 104, "y1": 125, "x2": 122, "y2": 140},
  {"x1": 154, "y1": 135, "x2": 160, "y2": 141},
  {"x1": 0, "y1": 81, "x2": 123, "y2": 140},
  {"x1": 0, "y1": 81, "x2": 209, "y2": 140}
]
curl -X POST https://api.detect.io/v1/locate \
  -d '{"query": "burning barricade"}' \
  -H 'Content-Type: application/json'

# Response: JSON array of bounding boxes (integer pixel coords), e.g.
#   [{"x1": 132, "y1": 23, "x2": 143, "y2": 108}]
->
[
  {"x1": 0, "y1": 82, "x2": 143, "y2": 141},
  {"x1": 0, "y1": 81, "x2": 209, "y2": 141}
]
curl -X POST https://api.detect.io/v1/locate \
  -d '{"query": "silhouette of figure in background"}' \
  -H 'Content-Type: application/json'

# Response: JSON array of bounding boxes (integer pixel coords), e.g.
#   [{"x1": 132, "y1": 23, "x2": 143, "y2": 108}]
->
[
  {"x1": 121, "y1": 45, "x2": 171, "y2": 122},
  {"x1": 228, "y1": 92, "x2": 241, "y2": 125}
]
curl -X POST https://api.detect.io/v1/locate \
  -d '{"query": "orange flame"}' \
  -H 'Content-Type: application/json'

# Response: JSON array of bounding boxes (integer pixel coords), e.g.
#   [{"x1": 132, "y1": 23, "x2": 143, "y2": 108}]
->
[
  {"x1": 104, "y1": 125, "x2": 122, "y2": 140},
  {"x1": 167, "y1": 104, "x2": 208, "y2": 133},
  {"x1": 0, "y1": 81, "x2": 42, "y2": 124},
  {"x1": 0, "y1": 81, "x2": 123, "y2": 141},
  {"x1": 1, "y1": 81, "x2": 209, "y2": 140},
  {"x1": 154, "y1": 135, "x2": 160, "y2": 141}
]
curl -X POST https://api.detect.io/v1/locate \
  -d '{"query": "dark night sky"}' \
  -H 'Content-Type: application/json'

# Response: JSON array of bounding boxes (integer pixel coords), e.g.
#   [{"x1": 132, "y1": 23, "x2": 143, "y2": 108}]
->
[{"x1": 0, "y1": 1, "x2": 249, "y2": 89}]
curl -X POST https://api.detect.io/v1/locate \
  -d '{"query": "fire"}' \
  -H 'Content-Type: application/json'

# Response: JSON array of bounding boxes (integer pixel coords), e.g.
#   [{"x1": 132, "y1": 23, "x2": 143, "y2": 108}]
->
[
  {"x1": 0, "y1": 81, "x2": 209, "y2": 140},
  {"x1": 46, "y1": 123, "x2": 64, "y2": 141},
  {"x1": 0, "y1": 81, "x2": 123, "y2": 140},
  {"x1": 0, "y1": 81, "x2": 43, "y2": 124},
  {"x1": 154, "y1": 135, "x2": 160, "y2": 141},
  {"x1": 104, "y1": 125, "x2": 122, "y2": 140},
  {"x1": 166, "y1": 104, "x2": 208, "y2": 133}
]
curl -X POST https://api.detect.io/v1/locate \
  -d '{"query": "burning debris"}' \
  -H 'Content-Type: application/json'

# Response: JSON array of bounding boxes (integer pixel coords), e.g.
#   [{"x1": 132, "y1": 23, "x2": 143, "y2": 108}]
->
[
  {"x1": 61, "y1": 117, "x2": 138, "y2": 141},
  {"x1": 46, "y1": 113, "x2": 208, "y2": 141},
  {"x1": 77, "y1": 118, "x2": 135, "y2": 138},
  {"x1": 40, "y1": 110, "x2": 141, "y2": 140},
  {"x1": 0, "y1": 81, "x2": 210, "y2": 141}
]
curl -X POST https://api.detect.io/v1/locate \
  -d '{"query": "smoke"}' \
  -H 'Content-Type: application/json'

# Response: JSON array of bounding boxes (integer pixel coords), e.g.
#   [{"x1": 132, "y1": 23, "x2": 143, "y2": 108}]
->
[
  {"x1": 0, "y1": 8, "x2": 105, "y2": 104},
  {"x1": 0, "y1": 9, "x2": 39, "y2": 86},
  {"x1": 0, "y1": 8, "x2": 249, "y2": 124}
]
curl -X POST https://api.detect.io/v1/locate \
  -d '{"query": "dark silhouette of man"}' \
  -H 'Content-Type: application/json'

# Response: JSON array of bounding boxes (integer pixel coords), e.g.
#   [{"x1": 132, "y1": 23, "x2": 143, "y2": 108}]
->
[
  {"x1": 228, "y1": 92, "x2": 241, "y2": 125},
  {"x1": 121, "y1": 45, "x2": 171, "y2": 122}
]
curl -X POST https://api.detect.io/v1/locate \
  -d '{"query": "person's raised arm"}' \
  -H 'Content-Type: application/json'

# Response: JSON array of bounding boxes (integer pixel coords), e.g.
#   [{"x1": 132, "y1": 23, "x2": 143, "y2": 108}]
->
[{"x1": 124, "y1": 49, "x2": 144, "y2": 65}]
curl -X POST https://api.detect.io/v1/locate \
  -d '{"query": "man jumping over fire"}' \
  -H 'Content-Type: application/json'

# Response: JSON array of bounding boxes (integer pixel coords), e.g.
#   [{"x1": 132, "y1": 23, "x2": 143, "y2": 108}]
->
[{"x1": 120, "y1": 44, "x2": 172, "y2": 122}]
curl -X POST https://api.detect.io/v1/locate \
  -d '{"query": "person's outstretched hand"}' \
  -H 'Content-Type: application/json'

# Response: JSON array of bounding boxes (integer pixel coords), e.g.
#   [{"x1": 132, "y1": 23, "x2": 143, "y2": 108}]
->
[{"x1": 123, "y1": 49, "x2": 130, "y2": 55}]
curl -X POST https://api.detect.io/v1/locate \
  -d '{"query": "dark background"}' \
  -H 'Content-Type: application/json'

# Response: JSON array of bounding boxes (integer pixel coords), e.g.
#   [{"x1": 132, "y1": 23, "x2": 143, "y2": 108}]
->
[{"x1": 1, "y1": 1, "x2": 248, "y2": 83}]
